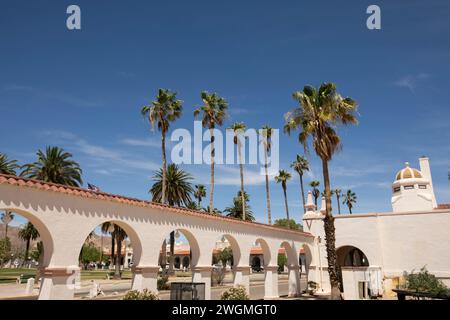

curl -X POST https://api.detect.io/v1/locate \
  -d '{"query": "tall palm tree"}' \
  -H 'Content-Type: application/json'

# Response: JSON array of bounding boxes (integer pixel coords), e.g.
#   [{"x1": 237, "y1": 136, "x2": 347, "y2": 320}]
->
[
  {"x1": 275, "y1": 170, "x2": 292, "y2": 222},
  {"x1": 343, "y1": 190, "x2": 357, "y2": 214},
  {"x1": 194, "y1": 91, "x2": 228, "y2": 214},
  {"x1": 151, "y1": 164, "x2": 193, "y2": 274},
  {"x1": 224, "y1": 191, "x2": 255, "y2": 221},
  {"x1": 141, "y1": 88, "x2": 183, "y2": 205},
  {"x1": 0, "y1": 153, "x2": 19, "y2": 175},
  {"x1": 101, "y1": 222, "x2": 116, "y2": 269},
  {"x1": 309, "y1": 180, "x2": 321, "y2": 207},
  {"x1": 334, "y1": 188, "x2": 342, "y2": 214},
  {"x1": 260, "y1": 125, "x2": 273, "y2": 224},
  {"x1": 291, "y1": 155, "x2": 310, "y2": 214},
  {"x1": 193, "y1": 184, "x2": 207, "y2": 207},
  {"x1": 18, "y1": 222, "x2": 40, "y2": 264},
  {"x1": 1, "y1": 211, "x2": 14, "y2": 240},
  {"x1": 20, "y1": 146, "x2": 82, "y2": 187},
  {"x1": 113, "y1": 226, "x2": 127, "y2": 279},
  {"x1": 229, "y1": 122, "x2": 247, "y2": 220},
  {"x1": 284, "y1": 82, "x2": 358, "y2": 299},
  {"x1": 202, "y1": 206, "x2": 222, "y2": 215}
]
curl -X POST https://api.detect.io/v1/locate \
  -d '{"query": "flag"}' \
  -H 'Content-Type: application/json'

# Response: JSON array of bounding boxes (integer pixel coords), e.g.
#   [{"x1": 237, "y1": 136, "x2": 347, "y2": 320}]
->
[{"x1": 87, "y1": 183, "x2": 101, "y2": 192}]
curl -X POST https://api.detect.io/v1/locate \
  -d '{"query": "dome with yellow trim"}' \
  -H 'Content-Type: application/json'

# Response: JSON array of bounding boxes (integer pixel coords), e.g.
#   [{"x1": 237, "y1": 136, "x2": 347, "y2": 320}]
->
[{"x1": 395, "y1": 162, "x2": 423, "y2": 180}]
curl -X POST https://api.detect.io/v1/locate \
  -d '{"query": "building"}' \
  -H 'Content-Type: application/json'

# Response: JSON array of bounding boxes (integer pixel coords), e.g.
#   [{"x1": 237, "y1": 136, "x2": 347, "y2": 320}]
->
[{"x1": 303, "y1": 156, "x2": 450, "y2": 299}]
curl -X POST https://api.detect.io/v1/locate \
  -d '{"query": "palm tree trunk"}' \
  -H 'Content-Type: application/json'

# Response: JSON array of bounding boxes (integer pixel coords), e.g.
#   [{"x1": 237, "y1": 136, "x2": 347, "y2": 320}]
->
[
  {"x1": 209, "y1": 128, "x2": 215, "y2": 214},
  {"x1": 24, "y1": 238, "x2": 30, "y2": 264},
  {"x1": 349, "y1": 206, "x2": 352, "y2": 214},
  {"x1": 114, "y1": 237, "x2": 122, "y2": 279},
  {"x1": 161, "y1": 130, "x2": 167, "y2": 205},
  {"x1": 161, "y1": 239, "x2": 167, "y2": 272},
  {"x1": 168, "y1": 231, "x2": 175, "y2": 274},
  {"x1": 110, "y1": 233, "x2": 115, "y2": 268},
  {"x1": 321, "y1": 158, "x2": 341, "y2": 300},
  {"x1": 264, "y1": 148, "x2": 271, "y2": 224},
  {"x1": 4, "y1": 224, "x2": 8, "y2": 240},
  {"x1": 299, "y1": 174, "x2": 306, "y2": 213},
  {"x1": 283, "y1": 186, "x2": 290, "y2": 221},
  {"x1": 237, "y1": 141, "x2": 246, "y2": 220},
  {"x1": 336, "y1": 195, "x2": 341, "y2": 214}
]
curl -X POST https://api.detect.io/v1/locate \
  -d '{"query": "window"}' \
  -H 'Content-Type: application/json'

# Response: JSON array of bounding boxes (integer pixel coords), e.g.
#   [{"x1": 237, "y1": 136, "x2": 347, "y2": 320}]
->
[
  {"x1": 393, "y1": 187, "x2": 401, "y2": 193},
  {"x1": 419, "y1": 185, "x2": 427, "y2": 189},
  {"x1": 404, "y1": 185, "x2": 414, "y2": 190}
]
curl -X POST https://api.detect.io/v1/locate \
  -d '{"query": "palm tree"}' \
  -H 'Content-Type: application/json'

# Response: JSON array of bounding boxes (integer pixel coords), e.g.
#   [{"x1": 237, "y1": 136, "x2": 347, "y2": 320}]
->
[
  {"x1": 202, "y1": 206, "x2": 222, "y2": 215},
  {"x1": 18, "y1": 222, "x2": 40, "y2": 264},
  {"x1": 224, "y1": 191, "x2": 255, "y2": 221},
  {"x1": 260, "y1": 125, "x2": 273, "y2": 224},
  {"x1": 1, "y1": 211, "x2": 14, "y2": 240},
  {"x1": 141, "y1": 89, "x2": 183, "y2": 205},
  {"x1": 291, "y1": 155, "x2": 310, "y2": 214},
  {"x1": 193, "y1": 185, "x2": 207, "y2": 207},
  {"x1": 101, "y1": 222, "x2": 115, "y2": 269},
  {"x1": 343, "y1": 190, "x2": 357, "y2": 214},
  {"x1": 229, "y1": 122, "x2": 247, "y2": 220},
  {"x1": 275, "y1": 170, "x2": 292, "y2": 221},
  {"x1": 151, "y1": 164, "x2": 193, "y2": 274},
  {"x1": 0, "y1": 153, "x2": 19, "y2": 175},
  {"x1": 309, "y1": 180, "x2": 321, "y2": 207},
  {"x1": 334, "y1": 188, "x2": 342, "y2": 214},
  {"x1": 284, "y1": 82, "x2": 358, "y2": 299},
  {"x1": 113, "y1": 226, "x2": 127, "y2": 279},
  {"x1": 20, "y1": 146, "x2": 82, "y2": 187},
  {"x1": 194, "y1": 91, "x2": 228, "y2": 214}
]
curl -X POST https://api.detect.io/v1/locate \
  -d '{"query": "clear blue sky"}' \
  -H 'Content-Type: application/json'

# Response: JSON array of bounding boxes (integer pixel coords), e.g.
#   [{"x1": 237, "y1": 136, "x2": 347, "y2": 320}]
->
[{"x1": 1, "y1": 0, "x2": 449, "y2": 229}]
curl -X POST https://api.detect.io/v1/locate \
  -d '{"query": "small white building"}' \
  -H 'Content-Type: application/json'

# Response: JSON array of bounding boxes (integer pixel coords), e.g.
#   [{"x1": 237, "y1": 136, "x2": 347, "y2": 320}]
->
[{"x1": 303, "y1": 156, "x2": 450, "y2": 299}]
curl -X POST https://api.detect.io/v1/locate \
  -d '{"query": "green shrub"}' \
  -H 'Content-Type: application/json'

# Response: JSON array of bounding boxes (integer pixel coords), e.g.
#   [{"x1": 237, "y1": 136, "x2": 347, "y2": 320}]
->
[
  {"x1": 122, "y1": 289, "x2": 159, "y2": 300},
  {"x1": 220, "y1": 285, "x2": 250, "y2": 300},
  {"x1": 403, "y1": 266, "x2": 449, "y2": 297},
  {"x1": 157, "y1": 275, "x2": 170, "y2": 290}
]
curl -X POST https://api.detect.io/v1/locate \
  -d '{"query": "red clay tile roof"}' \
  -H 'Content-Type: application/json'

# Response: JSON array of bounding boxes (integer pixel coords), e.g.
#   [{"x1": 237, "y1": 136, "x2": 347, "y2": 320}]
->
[
  {"x1": 0, "y1": 174, "x2": 313, "y2": 238},
  {"x1": 437, "y1": 204, "x2": 450, "y2": 209}
]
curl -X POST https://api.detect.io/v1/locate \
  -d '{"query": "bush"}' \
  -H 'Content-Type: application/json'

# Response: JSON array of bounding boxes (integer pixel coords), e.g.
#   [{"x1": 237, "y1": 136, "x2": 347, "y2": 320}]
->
[
  {"x1": 157, "y1": 275, "x2": 170, "y2": 290},
  {"x1": 220, "y1": 285, "x2": 250, "y2": 300},
  {"x1": 212, "y1": 267, "x2": 226, "y2": 286},
  {"x1": 403, "y1": 266, "x2": 449, "y2": 297},
  {"x1": 277, "y1": 254, "x2": 287, "y2": 273},
  {"x1": 122, "y1": 289, "x2": 159, "y2": 300}
]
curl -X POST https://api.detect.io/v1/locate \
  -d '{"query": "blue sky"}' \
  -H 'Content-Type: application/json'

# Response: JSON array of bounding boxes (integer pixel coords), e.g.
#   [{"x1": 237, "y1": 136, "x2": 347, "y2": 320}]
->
[{"x1": 1, "y1": 0, "x2": 449, "y2": 229}]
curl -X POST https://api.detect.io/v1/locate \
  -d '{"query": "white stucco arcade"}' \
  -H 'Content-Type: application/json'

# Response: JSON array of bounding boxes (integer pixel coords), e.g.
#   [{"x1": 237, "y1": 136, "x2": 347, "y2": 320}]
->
[{"x1": 0, "y1": 174, "x2": 314, "y2": 300}]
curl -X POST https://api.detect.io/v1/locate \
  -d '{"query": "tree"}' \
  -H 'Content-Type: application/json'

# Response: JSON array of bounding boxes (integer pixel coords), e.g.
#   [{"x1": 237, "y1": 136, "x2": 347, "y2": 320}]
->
[
  {"x1": 193, "y1": 184, "x2": 206, "y2": 207},
  {"x1": 0, "y1": 237, "x2": 11, "y2": 267},
  {"x1": 229, "y1": 122, "x2": 247, "y2": 220},
  {"x1": 194, "y1": 91, "x2": 228, "y2": 214},
  {"x1": 284, "y1": 82, "x2": 358, "y2": 299},
  {"x1": 1, "y1": 211, "x2": 14, "y2": 240},
  {"x1": 309, "y1": 180, "x2": 321, "y2": 207},
  {"x1": 274, "y1": 218, "x2": 303, "y2": 231},
  {"x1": 79, "y1": 244, "x2": 101, "y2": 270},
  {"x1": 278, "y1": 253, "x2": 287, "y2": 272},
  {"x1": 18, "y1": 222, "x2": 40, "y2": 263},
  {"x1": 113, "y1": 226, "x2": 127, "y2": 279},
  {"x1": 260, "y1": 125, "x2": 273, "y2": 224},
  {"x1": 0, "y1": 153, "x2": 19, "y2": 175},
  {"x1": 20, "y1": 146, "x2": 82, "y2": 187},
  {"x1": 141, "y1": 89, "x2": 183, "y2": 205},
  {"x1": 151, "y1": 164, "x2": 193, "y2": 274},
  {"x1": 202, "y1": 206, "x2": 222, "y2": 215},
  {"x1": 291, "y1": 155, "x2": 310, "y2": 214},
  {"x1": 101, "y1": 222, "x2": 115, "y2": 268},
  {"x1": 334, "y1": 188, "x2": 342, "y2": 214},
  {"x1": 218, "y1": 247, "x2": 233, "y2": 268},
  {"x1": 224, "y1": 191, "x2": 255, "y2": 221},
  {"x1": 275, "y1": 170, "x2": 292, "y2": 222},
  {"x1": 343, "y1": 190, "x2": 357, "y2": 214}
]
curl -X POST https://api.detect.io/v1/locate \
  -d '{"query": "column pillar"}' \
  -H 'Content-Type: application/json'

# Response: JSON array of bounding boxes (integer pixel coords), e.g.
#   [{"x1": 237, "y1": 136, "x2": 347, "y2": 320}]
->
[
  {"x1": 264, "y1": 265, "x2": 279, "y2": 299},
  {"x1": 288, "y1": 265, "x2": 301, "y2": 297},
  {"x1": 38, "y1": 267, "x2": 79, "y2": 300},
  {"x1": 131, "y1": 266, "x2": 159, "y2": 293},
  {"x1": 192, "y1": 266, "x2": 213, "y2": 300},
  {"x1": 233, "y1": 266, "x2": 251, "y2": 294}
]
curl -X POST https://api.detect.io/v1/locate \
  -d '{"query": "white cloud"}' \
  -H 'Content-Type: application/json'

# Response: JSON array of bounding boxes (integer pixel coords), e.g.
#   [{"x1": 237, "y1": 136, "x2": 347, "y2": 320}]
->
[
  {"x1": 119, "y1": 137, "x2": 161, "y2": 148},
  {"x1": 394, "y1": 73, "x2": 430, "y2": 93}
]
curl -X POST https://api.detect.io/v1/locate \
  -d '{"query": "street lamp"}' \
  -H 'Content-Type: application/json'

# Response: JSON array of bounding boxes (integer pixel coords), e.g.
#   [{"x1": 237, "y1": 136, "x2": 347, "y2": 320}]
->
[{"x1": 316, "y1": 236, "x2": 324, "y2": 292}]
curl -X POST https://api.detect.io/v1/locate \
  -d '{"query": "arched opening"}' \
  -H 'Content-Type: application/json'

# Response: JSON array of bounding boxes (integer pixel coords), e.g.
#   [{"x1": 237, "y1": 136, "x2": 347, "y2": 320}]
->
[
  {"x1": 300, "y1": 244, "x2": 313, "y2": 284},
  {"x1": 211, "y1": 234, "x2": 240, "y2": 287},
  {"x1": 336, "y1": 246, "x2": 369, "y2": 267},
  {"x1": 75, "y1": 219, "x2": 142, "y2": 298},
  {"x1": 254, "y1": 238, "x2": 271, "y2": 269},
  {"x1": 278, "y1": 241, "x2": 296, "y2": 273},
  {"x1": 251, "y1": 256, "x2": 261, "y2": 272},
  {"x1": 0, "y1": 208, "x2": 54, "y2": 293}
]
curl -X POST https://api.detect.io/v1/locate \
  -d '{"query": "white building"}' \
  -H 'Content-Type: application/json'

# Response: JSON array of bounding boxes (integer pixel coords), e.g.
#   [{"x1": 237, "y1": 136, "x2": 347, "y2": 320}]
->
[{"x1": 303, "y1": 156, "x2": 450, "y2": 299}]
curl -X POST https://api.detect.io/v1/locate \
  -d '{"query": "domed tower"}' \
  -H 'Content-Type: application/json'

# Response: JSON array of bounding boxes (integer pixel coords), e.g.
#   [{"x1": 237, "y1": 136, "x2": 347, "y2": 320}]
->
[{"x1": 391, "y1": 160, "x2": 436, "y2": 212}]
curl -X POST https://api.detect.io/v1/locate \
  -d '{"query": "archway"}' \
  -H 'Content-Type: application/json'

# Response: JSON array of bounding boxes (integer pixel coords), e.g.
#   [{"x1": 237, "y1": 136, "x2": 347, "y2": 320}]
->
[
  {"x1": 0, "y1": 208, "x2": 54, "y2": 294},
  {"x1": 336, "y1": 246, "x2": 369, "y2": 267},
  {"x1": 279, "y1": 241, "x2": 301, "y2": 297},
  {"x1": 336, "y1": 245, "x2": 371, "y2": 298},
  {"x1": 211, "y1": 234, "x2": 241, "y2": 287}
]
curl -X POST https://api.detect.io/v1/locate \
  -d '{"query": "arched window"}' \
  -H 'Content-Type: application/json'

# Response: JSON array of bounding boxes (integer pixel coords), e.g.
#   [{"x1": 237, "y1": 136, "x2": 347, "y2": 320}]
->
[{"x1": 337, "y1": 246, "x2": 369, "y2": 267}]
